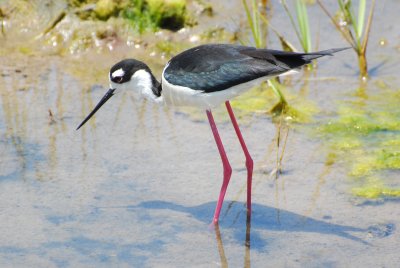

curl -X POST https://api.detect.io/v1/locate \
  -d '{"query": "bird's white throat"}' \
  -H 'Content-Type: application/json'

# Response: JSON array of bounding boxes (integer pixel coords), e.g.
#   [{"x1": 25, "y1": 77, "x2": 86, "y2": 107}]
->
[{"x1": 110, "y1": 69, "x2": 161, "y2": 102}]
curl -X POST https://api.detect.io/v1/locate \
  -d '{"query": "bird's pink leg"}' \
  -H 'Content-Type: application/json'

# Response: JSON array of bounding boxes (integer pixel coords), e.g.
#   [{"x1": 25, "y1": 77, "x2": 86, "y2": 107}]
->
[
  {"x1": 225, "y1": 101, "x2": 253, "y2": 217},
  {"x1": 206, "y1": 110, "x2": 232, "y2": 224}
]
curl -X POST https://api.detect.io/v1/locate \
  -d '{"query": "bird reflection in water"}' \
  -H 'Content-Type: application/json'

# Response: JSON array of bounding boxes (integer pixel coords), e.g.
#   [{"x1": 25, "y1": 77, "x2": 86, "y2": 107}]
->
[{"x1": 213, "y1": 214, "x2": 252, "y2": 268}]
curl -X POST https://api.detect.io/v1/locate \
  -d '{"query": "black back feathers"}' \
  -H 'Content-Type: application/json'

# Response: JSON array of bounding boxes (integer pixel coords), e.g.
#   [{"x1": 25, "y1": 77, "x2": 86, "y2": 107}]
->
[{"x1": 163, "y1": 44, "x2": 348, "y2": 93}]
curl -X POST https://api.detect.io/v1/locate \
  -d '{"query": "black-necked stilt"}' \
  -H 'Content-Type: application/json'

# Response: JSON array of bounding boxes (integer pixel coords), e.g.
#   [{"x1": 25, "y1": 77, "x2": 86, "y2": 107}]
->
[{"x1": 77, "y1": 44, "x2": 348, "y2": 224}]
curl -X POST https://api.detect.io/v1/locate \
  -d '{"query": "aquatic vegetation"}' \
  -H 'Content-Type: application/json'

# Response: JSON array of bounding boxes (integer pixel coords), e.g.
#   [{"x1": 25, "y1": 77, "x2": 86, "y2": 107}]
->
[
  {"x1": 68, "y1": 0, "x2": 118, "y2": 20},
  {"x1": 281, "y1": 0, "x2": 312, "y2": 53},
  {"x1": 123, "y1": 0, "x2": 187, "y2": 32},
  {"x1": 155, "y1": 40, "x2": 188, "y2": 58},
  {"x1": 242, "y1": 0, "x2": 292, "y2": 118},
  {"x1": 328, "y1": 137, "x2": 362, "y2": 151},
  {"x1": 94, "y1": 0, "x2": 118, "y2": 20},
  {"x1": 317, "y1": 0, "x2": 376, "y2": 78},
  {"x1": 350, "y1": 148, "x2": 400, "y2": 177},
  {"x1": 0, "y1": 7, "x2": 6, "y2": 36},
  {"x1": 200, "y1": 27, "x2": 237, "y2": 43},
  {"x1": 69, "y1": 0, "x2": 187, "y2": 31},
  {"x1": 320, "y1": 109, "x2": 400, "y2": 136},
  {"x1": 352, "y1": 179, "x2": 400, "y2": 199},
  {"x1": 317, "y1": 85, "x2": 400, "y2": 201},
  {"x1": 0, "y1": 0, "x2": 191, "y2": 56},
  {"x1": 231, "y1": 81, "x2": 319, "y2": 123},
  {"x1": 241, "y1": 0, "x2": 266, "y2": 48},
  {"x1": 147, "y1": 0, "x2": 186, "y2": 31}
]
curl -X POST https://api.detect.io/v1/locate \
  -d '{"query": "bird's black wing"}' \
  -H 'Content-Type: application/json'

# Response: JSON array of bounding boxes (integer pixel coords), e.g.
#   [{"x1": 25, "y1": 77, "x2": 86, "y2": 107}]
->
[{"x1": 163, "y1": 44, "x2": 344, "y2": 93}]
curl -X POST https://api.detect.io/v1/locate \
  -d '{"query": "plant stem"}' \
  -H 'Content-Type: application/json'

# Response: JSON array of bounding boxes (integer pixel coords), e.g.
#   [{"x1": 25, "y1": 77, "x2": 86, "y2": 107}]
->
[
  {"x1": 269, "y1": 79, "x2": 287, "y2": 105},
  {"x1": 358, "y1": 50, "x2": 368, "y2": 79},
  {"x1": 359, "y1": 0, "x2": 375, "y2": 79},
  {"x1": 281, "y1": 0, "x2": 302, "y2": 49},
  {"x1": 316, "y1": 0, "x2": 356, "y2": 49},
  {"x1": 317, "y1": 0, "x2": 375, "y2": 78}
]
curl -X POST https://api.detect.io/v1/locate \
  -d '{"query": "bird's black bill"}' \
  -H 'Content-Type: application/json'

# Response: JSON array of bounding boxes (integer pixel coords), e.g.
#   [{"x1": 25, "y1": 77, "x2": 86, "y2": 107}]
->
[{"x1": 76, "y1": 88, "x2": 115, "y2": 130}]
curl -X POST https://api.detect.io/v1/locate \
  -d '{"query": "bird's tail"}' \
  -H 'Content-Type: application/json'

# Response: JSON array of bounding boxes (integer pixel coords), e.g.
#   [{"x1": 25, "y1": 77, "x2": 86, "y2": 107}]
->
[{"x1": 301, "y1": 47, "x2": 351, "y2": 61}]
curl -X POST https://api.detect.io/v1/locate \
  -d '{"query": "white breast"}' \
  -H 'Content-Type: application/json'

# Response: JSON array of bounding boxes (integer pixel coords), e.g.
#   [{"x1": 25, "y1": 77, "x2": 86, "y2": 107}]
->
[
  {"x1": 161, "y1": 68, "x2": 297, "y2": 109},
  {"x1": 162, "y1": 75, "x2": 264, "y2": 108}
]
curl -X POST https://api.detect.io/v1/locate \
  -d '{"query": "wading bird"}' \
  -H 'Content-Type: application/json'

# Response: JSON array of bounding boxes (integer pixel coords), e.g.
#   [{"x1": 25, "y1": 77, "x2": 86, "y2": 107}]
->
[{"x1": 77, "y1": 44, "x2": 347, "y2": 224}]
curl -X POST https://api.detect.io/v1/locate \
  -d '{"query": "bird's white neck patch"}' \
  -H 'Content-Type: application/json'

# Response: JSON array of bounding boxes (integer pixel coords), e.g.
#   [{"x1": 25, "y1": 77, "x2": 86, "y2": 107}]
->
[
  {"x1": 109, "y1": 69, "x2": 162, "y2": 103},
  {"x1": 131, "y1": 69, "x2": 154, "y2": 99},
  {"x1": 111, "y1": 68, "x2": 125, "y2": 78}
]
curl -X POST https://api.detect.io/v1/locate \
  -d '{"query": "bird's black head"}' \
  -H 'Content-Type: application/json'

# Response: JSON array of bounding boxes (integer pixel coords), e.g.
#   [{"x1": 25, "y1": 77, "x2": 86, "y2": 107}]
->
[
  {"x1": 76, "y1": 59, "x2": 160, "y2": 130},
  {"x1": 109, "y1": 59, "x2": 150, "y2": 84}
]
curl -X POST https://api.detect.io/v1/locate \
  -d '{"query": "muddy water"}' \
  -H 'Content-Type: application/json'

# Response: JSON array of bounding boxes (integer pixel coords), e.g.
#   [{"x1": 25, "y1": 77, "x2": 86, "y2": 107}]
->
[{"x1": 1, "y1": 0, "x2": 400, "y2": 267}]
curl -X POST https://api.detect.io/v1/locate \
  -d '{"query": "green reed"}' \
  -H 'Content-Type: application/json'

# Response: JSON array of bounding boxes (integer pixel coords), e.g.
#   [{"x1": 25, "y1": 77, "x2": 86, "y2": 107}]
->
[
  {"x1": 242, "y1": 0, "x2": 292, "y2": 114},
  {"x1": 242, "y1": 0, "x2": 266, "y2": 48},
  {"x1": 281, "y1": 0, "x2": 312, "y2": 53},
  {"x1": 317, "y1": 0, "x2": 376, "y2": 78}
]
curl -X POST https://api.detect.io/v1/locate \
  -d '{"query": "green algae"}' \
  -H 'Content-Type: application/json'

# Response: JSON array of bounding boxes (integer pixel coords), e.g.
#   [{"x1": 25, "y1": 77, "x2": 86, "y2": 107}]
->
[
  {"x1": 147, "y1": 0, "x2": 186, "y2": 31},
  {"x1": 231, "y1": 82, "x2": 319, "y2": 123},
  {"x1": 1, "y1": 0, "x2": 191, "y2": 55},
  {"x1": 18, "y1": 46, "x2": 34, "y2": 55},
  {"x1": 69, "y1": 0, "x2": 188, "y2": 31},
  {"x1": 319, "y1": 105, "x2": 400, "y2": 136},
  {"x1": 122, "y1": 0, "x2": 156, "y2": 33},
  {"x1": 178, "y1": 80, "x2": 319, "y2": 124},
  {"x1": 329, "y1": 137, "x2": 362, "y2": 151},
  {"x1": 123, "y1": 0, "x2": 187, "y2": 32},
  {"x1": 94, "y1": 0, "x2": 118, "y2": 20},
  {"x1": 155, "y1": 40, "x2": 187, "y2": 58},
  {"x1": 200, "y1": 27, "x2": 237, "y2": 43},
  {"x1": 352, "y1": 178, "x2": 400, "y2": 199},
  {"x1": 335, "y1": 142, "x2": 400, "y2": 177},
  {"x1": 316, "y1": 83, "x2": 400, "y2": 201}
]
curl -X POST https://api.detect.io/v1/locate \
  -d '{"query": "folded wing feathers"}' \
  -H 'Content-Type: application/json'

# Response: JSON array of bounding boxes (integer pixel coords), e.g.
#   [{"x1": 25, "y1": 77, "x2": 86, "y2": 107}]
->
[{"x1": 240, "y1": 46, "x2": 349, "y2": 71}]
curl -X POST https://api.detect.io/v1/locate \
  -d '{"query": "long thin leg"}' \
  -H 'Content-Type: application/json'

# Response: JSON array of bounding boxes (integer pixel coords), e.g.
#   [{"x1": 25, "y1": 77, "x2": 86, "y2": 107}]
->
[
  {"x1": 206, "y1": 110, "x2": 232, "y2": 224},
  {"x1": 225, "y1": 101, "x2": 253, "y2": 217}
]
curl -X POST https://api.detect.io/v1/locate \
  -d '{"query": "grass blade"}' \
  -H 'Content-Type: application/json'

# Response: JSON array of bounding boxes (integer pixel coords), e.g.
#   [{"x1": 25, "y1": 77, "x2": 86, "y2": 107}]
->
[
  {"x1": 282, "y1": 0, "x2": 302, "y2": 48},
  {"x1": 339, "y1": 0, "x2": 359, "y2": 40},
  {"x1": 268, "y1": 79, "x2": 287, "y2": 105},
  {"x1": 242, "y1": 0, "x2": 264, "y2": 48},
  {"x1": 357, "y1": 0, "x2": 366, "y2": 39},
  {"x1": 361, "y1": 0, "x2": 375, "y2": 53},
  {"x1": 252, "y1": 0, "x2": 261, "y2": 47},
  {"x1": 258, "y1": 11, "x2": 297, "y2": 51},
  {"x1": 317, "y1": 0, "x2": 357, "y2": 49},
  {"x1": 348, "y1": 2, "x2": 359, "y2": 40},
  {"x1": 242, "y1": 0, "x2": 256, "y2": 44},
  {"x1": 295, "y1": 0, "x2": 311, "y2": 52}
]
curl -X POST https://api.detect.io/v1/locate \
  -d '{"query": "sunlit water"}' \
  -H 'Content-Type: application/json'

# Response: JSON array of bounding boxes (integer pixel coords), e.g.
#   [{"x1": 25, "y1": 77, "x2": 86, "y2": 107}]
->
[{"x1": 1, "y1": 0, "x2": 400, "y2": 267}]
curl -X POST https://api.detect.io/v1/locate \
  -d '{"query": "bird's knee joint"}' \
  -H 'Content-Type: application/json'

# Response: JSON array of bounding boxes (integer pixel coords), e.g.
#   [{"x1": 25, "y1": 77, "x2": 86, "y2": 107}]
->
[
  {"x1": 224, "y1": 165, "x2": 232, "y2": 177},
  {"x1": 245, "y1": 157, "x2": 253, "y2": 169}
]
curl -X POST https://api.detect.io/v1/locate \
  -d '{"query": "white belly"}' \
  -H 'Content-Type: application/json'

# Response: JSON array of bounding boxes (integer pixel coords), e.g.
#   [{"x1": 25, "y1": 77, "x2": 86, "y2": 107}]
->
[{"x1": 161, "y1": 75, "x2": 273, "y2": 109}]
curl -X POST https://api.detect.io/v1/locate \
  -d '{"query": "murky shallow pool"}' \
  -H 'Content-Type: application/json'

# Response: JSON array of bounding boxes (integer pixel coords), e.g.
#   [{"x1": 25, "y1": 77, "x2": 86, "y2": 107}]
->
[{"x1": 0, "y1": 0, "x2": 399, "y2": 267}]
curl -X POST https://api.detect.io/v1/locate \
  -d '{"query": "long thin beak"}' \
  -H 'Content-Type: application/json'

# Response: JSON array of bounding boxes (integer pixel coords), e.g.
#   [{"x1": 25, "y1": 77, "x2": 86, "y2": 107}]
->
[{"x1": 76, "y1": 88, "x2": 115, "y2": 130}]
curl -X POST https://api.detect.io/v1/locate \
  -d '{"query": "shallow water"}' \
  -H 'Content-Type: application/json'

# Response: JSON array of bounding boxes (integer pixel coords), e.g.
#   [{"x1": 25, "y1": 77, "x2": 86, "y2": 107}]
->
[{"x1": 1, "y1": 0, "x2": 400, "y2": 267}]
